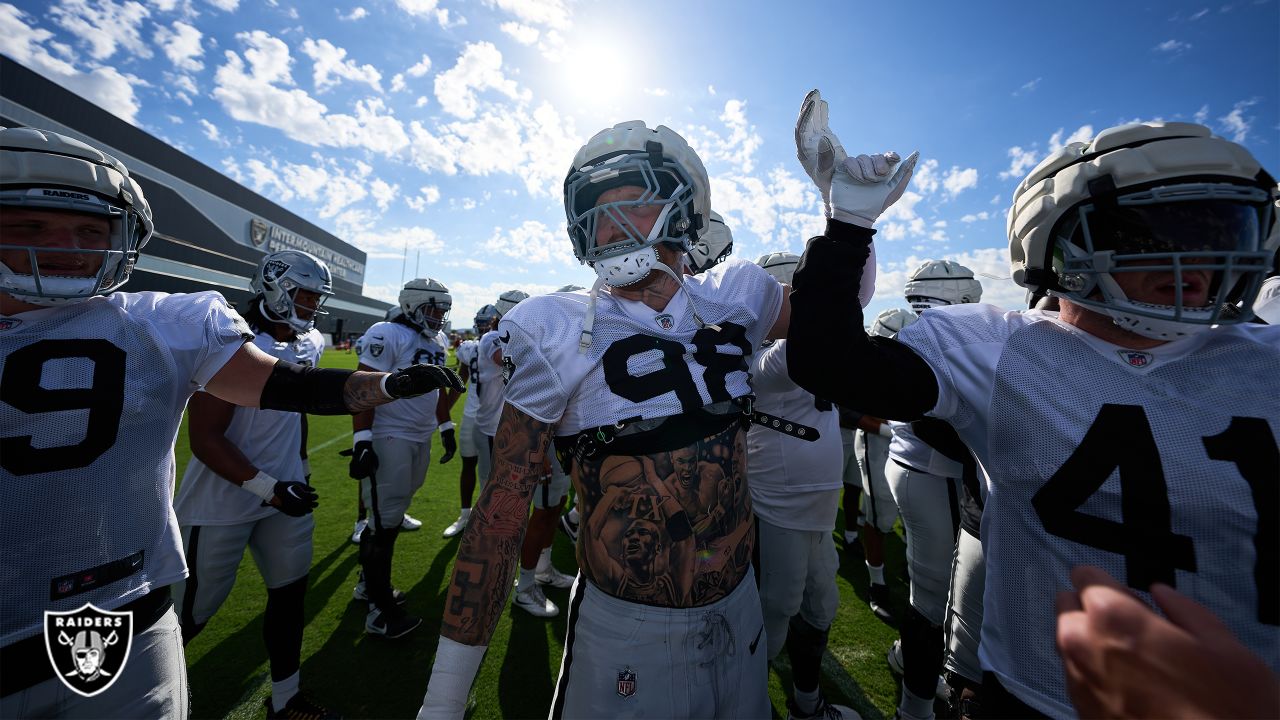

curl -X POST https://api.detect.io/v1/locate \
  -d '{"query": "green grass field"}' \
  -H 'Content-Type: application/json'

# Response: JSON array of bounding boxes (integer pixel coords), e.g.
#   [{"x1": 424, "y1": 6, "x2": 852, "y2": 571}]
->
[{"x1": 178, "y1": 349, "x2": 914, "y2": 720}]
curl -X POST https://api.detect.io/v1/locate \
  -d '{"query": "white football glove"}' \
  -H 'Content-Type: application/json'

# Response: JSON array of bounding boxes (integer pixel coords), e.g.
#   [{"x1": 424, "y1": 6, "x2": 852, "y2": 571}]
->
[
  {"x1": 795, "y1": 89, "x2": 848, "y2": 217},
  {"x1": 795, "y1": 89, "x2": 919, "y2": 228}
]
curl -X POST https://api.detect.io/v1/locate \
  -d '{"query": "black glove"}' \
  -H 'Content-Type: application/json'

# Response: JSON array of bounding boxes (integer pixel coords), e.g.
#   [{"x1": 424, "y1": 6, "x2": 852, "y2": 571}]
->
[
  {"x1": 439, "y1": 427, "x2": 457, "y2": 464},
  {"x1": 385, "y1": 364, "x2": 465, "y2": 399},
  {"x1": 270, "y1": 481, "x2": 318, "y2": 517},
  {"x1": 340, "y1": 440, "x2": 379, "y2": 479}
]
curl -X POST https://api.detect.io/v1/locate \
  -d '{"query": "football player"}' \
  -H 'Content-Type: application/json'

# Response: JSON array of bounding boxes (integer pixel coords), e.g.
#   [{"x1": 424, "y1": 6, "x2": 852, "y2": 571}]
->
[
  {"x1": 474, "y1": 289, "x2": 528, "y2": 486},
  {"x1": 787, "y1": 91, "x2": 1278, "y2": 717},
  {"x1": 0, "y1": 127, "x2": 461, "y2": 717},
  {"x1": 173, "y1": 250, "x2": 337, "y2": 719},
  {"x1": 748, "y1": 252, "x2": 858, "y2": 720},
  {"x1": 347, "y1": 278, "x2": 459, "y2": 639},
  {"x1": 442, "y1": 303, "x2": 499, "y2": 538},
  {"x1": 883, "y1": 266, "x2": 982, "y2": 720},
  {"x1": 419, "y1": 121, "x2": 801, "y2": 719}
]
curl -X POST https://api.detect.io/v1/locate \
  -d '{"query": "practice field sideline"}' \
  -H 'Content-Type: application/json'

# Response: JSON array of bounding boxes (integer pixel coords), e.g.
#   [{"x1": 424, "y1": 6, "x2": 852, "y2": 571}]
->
[{"x1": 177, "y1": 349, "x2": 913, "y2": 719}]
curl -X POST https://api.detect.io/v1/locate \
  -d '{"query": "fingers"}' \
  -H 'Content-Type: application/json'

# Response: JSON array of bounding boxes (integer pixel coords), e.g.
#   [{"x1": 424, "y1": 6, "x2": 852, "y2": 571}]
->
[
  {"x1": 1150, "y1": 583, "x2": 1234, "y2": 640},
  {"x1": 888, "y1": 150, "x2": 920, "y2": 190}
]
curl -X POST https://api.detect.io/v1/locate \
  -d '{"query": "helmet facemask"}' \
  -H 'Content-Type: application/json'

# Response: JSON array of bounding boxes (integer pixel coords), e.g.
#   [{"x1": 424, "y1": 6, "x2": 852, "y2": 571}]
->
[
  {"x1": 254, "y1": 251, "x2": 334, "y2": 333},
  {"x1": 409, "y1": 297, "x2": 451, "y2": 332},
  {"x1": 0, "y1": 189, "x2": 144, "y2": 306},
  {"x1": 1049, "y1": 181, "x2": 1274, "y2": 339}
]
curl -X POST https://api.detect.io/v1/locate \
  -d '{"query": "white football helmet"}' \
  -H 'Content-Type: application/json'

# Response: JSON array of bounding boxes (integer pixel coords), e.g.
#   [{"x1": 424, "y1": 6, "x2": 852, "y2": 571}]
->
[
  {"x1": 495, "y1": 289, "x2": 529, "y2": 318},
  {"x1": 904, "y1": 260, "x2": 983, "y2": 313},
  {"x1": 556, "y1": 284, "x2": 586, "y2": 292},
  {"x1": 687, "y1": 211, "x2": 733, "y2": 274},
  {"x1": 1009, "y1": 121, "x2": 1278, "y2": 339},
  {"x1": 251, "y1": 250, "x2": 333, "y2": 333},
  {"x1": 0, "y1": 127, "x2": 154, "y2": 305},
  {"x1": 756, "y1": 252, "x2": 801, "y2": 285},
  {"x1": 870, "y1": 307, "x2": 919, "y2": 338},
  {"x1": 399, "y1": 278, "x2": 452, "y2": 332},
  {"x1": 473, "y1": 303, "x2": 499, "y2": 332},
  {"x1": 563, "y1": 121, "x2": 711, "y2": 287}
]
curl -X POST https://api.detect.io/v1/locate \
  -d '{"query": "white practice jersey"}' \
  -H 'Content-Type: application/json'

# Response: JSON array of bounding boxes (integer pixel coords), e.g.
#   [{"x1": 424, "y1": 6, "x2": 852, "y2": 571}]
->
[
  {"x1": 475, "y1": 330, "x2": 505, "y2": 436},
  {"x1": 0, "y1": 291, "x2": 250, "y2": 645},
  {"x1": 1254, "y1": 275, "x2": 1280, "y2": 325},
  {"x1": 896, "y1": 302, "x2": 1280, "y2": 717},
  {"x1": 499, "y1": 259, "x2": 784, "y2": 433},
  {"x1": 173, "y1": 328, "x2": 324, "y2": 527},
  {"x1": 888, "y1": 422, "x2": 964, "y2": 478},
  {"x1": 355, "y1": 320, "x2": 447, "y2": 442},
  {"x1": 456, "y1": 339, "x2": 480, "y2": 421},
  {"x1": 746, "y1": 339, "x2": 843, "y2": 532}
]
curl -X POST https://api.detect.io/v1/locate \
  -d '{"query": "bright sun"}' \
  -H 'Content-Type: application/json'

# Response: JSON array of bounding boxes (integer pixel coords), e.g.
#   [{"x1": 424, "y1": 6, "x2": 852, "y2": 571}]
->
[{"x1": 551, "y1": 34, "x2": 635, "y2": 105}]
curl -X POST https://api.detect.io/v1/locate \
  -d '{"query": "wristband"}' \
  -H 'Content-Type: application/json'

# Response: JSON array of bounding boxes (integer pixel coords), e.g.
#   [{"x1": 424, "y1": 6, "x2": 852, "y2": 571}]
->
[
  {"x1": 353, "y1": 429, "x2": 373, "y2": 446},
  {"x1": 379, "y1": 373, "x2": 393, "y2": 400},
  {"x1": 301, "y1": 457, "x2": 311, "y2": 477},
  {"x1": 417, "y1": 637, "x2": 486, "y2": 719},
  {"x1": 878, "y1": 423, "x2": 894, "y2": 438},
  {"x1": 241, "y1": 470, "x2": 277, "y2": 502},
  {"x1": 438, "y1": 421, "x2": 455, "y2": 433}
]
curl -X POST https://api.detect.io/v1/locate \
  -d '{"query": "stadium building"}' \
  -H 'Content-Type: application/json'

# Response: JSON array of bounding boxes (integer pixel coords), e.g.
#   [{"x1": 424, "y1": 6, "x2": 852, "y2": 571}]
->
[{"x1": 1, "y1": 56, "x2": 392, "y2": 340}]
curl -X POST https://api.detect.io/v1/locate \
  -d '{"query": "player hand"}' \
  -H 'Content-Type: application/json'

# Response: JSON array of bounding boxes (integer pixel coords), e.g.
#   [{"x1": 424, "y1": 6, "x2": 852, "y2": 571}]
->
[
  {"x1": 1056, "y1": 565, "x2": 1280, "y2": 719},
  {"x1": 386, "y1": 364, "x2": 465, "y2": 399},
  {"x1": 301, "y1": 457, "x2": 311, "y2": 483},
  {"x1": 830, "y1": 150, "x2": 919, "y2": 228},
  {"x1": 795, "y1": 89, "x2": 847, "y2": 216},
  {"x1": 340, "y1": 437, "x2": 379, "y2": 479},
  {"x1": 439, "y1": 426, "x2": 457, "y2": 464},
  {"x1": 269, "y1": 481, "x2": 318, "y2": 517}
]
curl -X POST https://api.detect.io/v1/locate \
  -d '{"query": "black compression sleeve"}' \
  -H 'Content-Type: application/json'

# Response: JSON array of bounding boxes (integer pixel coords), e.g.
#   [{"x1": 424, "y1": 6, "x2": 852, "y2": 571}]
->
[
  {"x1": 259, "y1": 359, "x2": 356, "y2": 415},
  {"x1": 786, "y1": 218, "x2": 940, "y2": 420}
]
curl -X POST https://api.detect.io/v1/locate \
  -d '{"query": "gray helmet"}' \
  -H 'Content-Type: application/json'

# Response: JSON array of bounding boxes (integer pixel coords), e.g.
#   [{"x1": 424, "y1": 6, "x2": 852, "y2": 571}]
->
[
  {"x1": 250, "y1": 250, "x2": 333, "y2": 332},
  {"x1": 0, "y1": 127, "x2": 154, "y2": 305},
  {"x1": 473, "y1": 303, "x2": 499, "y2": 331},
  {"x1": 756, "y1": 252, "x2": 801, "y2": 285},
  {"x1": 904, "y1": 260, "x2": 983, "y2": 313},
  {"x1": 495, "y1": 289, "x2": 529, "y2": 317},
  {"x1": 688, "y1": 211, "x2": 733, "y2": 274},
  {"x1": 399, "y1": 277, "x2": 452, "y2": 331}
]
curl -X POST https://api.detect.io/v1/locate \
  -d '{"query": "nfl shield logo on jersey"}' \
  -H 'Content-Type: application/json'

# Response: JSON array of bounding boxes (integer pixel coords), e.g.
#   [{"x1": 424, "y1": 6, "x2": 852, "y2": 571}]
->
[
  {"x1": 0, "y1": 317, "x2": 22, "y2": 331},
  {"x1": 44, "y1": 604, "x2": 133, "y2": 697},
  {"x1": 1117, "y1": 350, "x2": 1154, "y2": 368},
  {"x1": 616, "y1": 667, "x2": 636, "y2": 698},
  {"x1": 655, "y1": 313, "x2": 675, "y2": 330}
]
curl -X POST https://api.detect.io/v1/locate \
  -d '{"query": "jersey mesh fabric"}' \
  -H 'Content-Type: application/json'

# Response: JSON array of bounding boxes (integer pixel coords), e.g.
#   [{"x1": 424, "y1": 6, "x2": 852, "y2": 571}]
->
[
  {"x1": 355, "y1": 322, "x2": 447, "y2": 442},
  {"x1": 173, "y1": 329, "x2": 323, "y2": 526},
  {"x1": 456, "y1": 339, "x2": 480, "y2": 419},
  {"x1": 888, "y1": 422, "x2": 963, "y2": 477},
  {"x1": 475, "y1": 330, "x2": 505, "y2": 435},
  {"x1": 901, "y1": 303, "x2": 1280, "y2": 716},
  {"x1": 499, "y1": 259, "x2": 784, "y2": 432},
  {"x1": 0, "y1": 291, "x2": 250, "y2": 644}
]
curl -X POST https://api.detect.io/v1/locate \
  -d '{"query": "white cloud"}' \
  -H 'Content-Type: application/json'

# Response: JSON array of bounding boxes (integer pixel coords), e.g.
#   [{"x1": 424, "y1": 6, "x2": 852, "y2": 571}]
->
[
  {"x1": 300, "y1": 38, "x2": 383, "y2": 93},
  {"x1": 415, "y1": 95, "x2": 429, "y2": 107},
  {"x1": 390, "y1": 73, "x2": 406, "y2": 92},
  {"x1": 1193, "y1": 104, "x2": 1210, "y2": 124},
  {"x1": 406, "y1": 185, "x2": 441, "y2": 211},
  {"x1": 1218, "y1": 98, "x2": 1258, "y2": 142},
  {"x1": 644, "y1": 87, "x2": 669, "y2": 97},
  {"x1": 205, "y1": 0, "x2": 239, "y2": 10},
  {"x1": 350, "y1": 225, "x2": 445, "y2": 258},
  {"x1": 1013, "y1": 77, "x2": 1041, "y2": 96},
  {"x1": 500, "y1": 21, "x2": 539, "y2": 44},
  {"x1": 393, "y1": 0, "x2": 452, "y2": 27},
  {"x1": 484, "y1": 0, "x2": 570, "y2": 29},
  {"x1": 999, "y1": 125, "x2": 1093, "y2": 181},
  {"x1": 943, "y1": 166, "x2": 979, "y2": 197},
  {"x1": 1189, "y1": 7, "x2": 1210, "y2": 19},
  {"x1": 198, "y1": 118, "x2": 228, "y2": 146},
  {"x1": 370, "y1": 178, "x2": 399, "y2": 211},
  {"x1": 683, "y1": 98, "x2": 764, "y2": 174},
  {"x1": 339, "y1": 6, "x2": 367, "y2": 20},
  {"x1": 1153, "y1": 39, "x2": 1192, "y2": 53},
  {"x1": 483, "y1": 220, "x2": 569, "y2": 265},
  {"x1": 51, "y1": 0, "x2": 153, "y2": 61},
  {"x1": 433, "y1": 41, "x2": 529, "y2": 119},
  {"x1": 707, "y1": 84, "x2": 716, "y2": 96},
  {"x1": 213, "y1": 31, "x2": 411, "y2": 154},
  {"x1": 711, "y1": 166, "x2": 824, "y2": 255},
  {"x1": 960, "y1": 211, "x2": 991, "y2": 223},
  {"x1": 406, "y1": 53, "x2": 432, "y2": 77},
  {"x1": 0, "y1": 3, "x2": 146, "y2": 123},
  {"x1": 154, "y1": 20, "x2": 203, "y2": 72},
  {"x1": 911, "y1": 158, "x2": 940, "y2": 194}
]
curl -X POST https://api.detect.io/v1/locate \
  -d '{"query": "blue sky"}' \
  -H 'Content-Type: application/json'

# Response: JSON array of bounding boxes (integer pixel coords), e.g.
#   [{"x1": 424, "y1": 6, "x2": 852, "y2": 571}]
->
[{"x1": 3, "y1": 0, "x2": 1276, "y2": 322}]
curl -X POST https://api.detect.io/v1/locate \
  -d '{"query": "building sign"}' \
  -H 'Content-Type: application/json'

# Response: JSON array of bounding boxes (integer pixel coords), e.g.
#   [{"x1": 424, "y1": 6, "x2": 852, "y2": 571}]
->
[{"x1": 248, "y1": 218, "x2": 364, "y2": 284}]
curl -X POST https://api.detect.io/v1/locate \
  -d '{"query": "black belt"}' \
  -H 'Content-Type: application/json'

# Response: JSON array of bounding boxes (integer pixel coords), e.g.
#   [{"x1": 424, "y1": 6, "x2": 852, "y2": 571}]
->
[
  {"x1": 0, "y1": 587, "x2": 172, "y2": 697},
  {"x1": 892, "y1": 458, "x2": 932, "y2": 475}
]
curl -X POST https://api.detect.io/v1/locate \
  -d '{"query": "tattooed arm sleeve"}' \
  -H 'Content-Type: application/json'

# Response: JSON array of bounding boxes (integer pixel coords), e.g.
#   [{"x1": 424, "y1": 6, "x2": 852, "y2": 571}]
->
[{"x1": 440, "y1": 402, "x2": 555, "y2": 646}]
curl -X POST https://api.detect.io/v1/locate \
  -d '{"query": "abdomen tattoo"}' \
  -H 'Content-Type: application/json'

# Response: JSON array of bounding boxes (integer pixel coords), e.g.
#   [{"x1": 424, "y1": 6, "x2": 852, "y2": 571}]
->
[{"x1": 574, "y1": 422, "x2": 753, "y2": 607}]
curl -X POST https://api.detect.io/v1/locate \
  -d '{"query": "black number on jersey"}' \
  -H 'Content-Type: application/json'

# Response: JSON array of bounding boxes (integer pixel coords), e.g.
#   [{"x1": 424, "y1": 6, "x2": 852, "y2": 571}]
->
[
  {"x1": 1033, "y1": 404, "x2": 1279, "y2": 625},
  {"x1": 468, "y1": 354, "x2": 481, "y2": 396},
  {"x1": 601, "y1": 323, "x2": 749, "y2": 412},
  {"x1": 412, "y1": 349, "x2": 446, "y2": 367},
  {"x1": 1, "y1": 339, "x2": 127, "y2": 475}
]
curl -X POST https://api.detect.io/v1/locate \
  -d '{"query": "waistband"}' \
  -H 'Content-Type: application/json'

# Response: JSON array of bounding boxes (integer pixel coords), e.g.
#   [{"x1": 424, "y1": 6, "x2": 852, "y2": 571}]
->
[
  {"x1": 0, "y1": 586, "x2": 172, "y2": 698},
  {"x1": 580, "y1": 567, "x2": 756, "y2": 620}
]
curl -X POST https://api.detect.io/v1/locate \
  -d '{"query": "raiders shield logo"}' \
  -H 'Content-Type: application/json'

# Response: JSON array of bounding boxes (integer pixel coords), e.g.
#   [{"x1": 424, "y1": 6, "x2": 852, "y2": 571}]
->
[
  {"x1": 262, "y1": 258, "x2": 291, "y2": 282},
  {"x1": 368, "y1": 343, "x2": 385, "y2": 358},
  {"x1": 44, "y1": 604, "x2": 133, "y2": 698},
  {"x1": 1117, "y1": 350, "x2": 1154, "y2": 368},
  {"x1": 655, "y1": 313, "x2": 675, "y2": 331},
  {"x1": 502, "y1": 356, "x2": 516, "y2": 385},
  {"x1": 250, "y1": 218, "x2": 269, "y2": 247},
  {"x1": 616, "y1": 667, "x2": 636, "y2": 698},
  {"x1": 0, "y1": 317, "x2": 22, "y2": 331}
]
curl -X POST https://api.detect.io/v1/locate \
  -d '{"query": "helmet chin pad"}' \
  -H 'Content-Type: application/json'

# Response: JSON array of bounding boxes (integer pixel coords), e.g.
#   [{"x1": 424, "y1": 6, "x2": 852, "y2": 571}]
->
[{"x1": 593, "y1": 245, "x2": 660, "y2": 287}]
